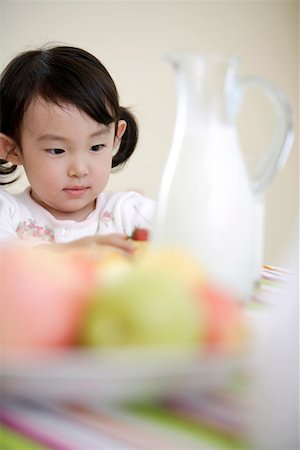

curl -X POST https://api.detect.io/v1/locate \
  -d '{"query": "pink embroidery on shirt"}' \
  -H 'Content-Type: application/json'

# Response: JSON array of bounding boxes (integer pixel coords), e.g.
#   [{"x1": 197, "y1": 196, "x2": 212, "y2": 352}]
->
[
  {"x1": 16, "y1": 219, "x2": 55, "y2": 242},
  {"x1": 101, "y1": 210, "x2": 114, "y2": 225}
]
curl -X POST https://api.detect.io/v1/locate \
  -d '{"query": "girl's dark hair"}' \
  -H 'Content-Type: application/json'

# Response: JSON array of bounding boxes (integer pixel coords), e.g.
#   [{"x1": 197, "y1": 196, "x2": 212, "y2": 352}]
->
[{"x1": 0, "y1": 45, "x2": 138, "y2": 183}]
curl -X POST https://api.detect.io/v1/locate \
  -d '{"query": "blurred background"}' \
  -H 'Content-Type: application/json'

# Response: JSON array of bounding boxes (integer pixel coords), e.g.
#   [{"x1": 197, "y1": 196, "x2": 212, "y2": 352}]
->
[{"x1": 0, "y1": 0, "x2": 298, "y2": 268}]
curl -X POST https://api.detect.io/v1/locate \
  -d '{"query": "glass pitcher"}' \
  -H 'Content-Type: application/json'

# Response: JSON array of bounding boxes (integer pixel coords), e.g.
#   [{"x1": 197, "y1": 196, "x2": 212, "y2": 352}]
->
[{"x1": 151, "y1": 52, "x2": 294, "y2": 300}]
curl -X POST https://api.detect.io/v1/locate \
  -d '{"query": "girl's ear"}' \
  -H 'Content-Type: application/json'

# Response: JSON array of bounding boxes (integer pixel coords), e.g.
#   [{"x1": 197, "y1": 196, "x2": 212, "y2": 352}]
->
[
  {"x1": 0, "y1": 133, "x2": 22, "y2": 164},
  {"x1": 114, "y1": 120, "x2": 127, "y2": 147}
]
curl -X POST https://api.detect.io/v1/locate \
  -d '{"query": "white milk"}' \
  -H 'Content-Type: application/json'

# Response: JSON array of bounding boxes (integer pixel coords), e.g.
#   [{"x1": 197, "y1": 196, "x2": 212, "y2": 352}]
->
[{"x1": 152, "y1": 124, "x2": 257, "y2": 300}]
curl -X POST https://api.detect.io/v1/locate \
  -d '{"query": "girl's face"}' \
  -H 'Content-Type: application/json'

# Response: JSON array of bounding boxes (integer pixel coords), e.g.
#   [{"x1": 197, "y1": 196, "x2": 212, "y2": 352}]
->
[{"x1": 15, "y1": 98, "x2": 126, "y2": 221}]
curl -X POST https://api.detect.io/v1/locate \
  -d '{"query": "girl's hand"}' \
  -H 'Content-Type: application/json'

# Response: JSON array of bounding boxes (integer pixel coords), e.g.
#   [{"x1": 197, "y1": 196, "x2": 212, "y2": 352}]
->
[{"x1": 52, "y1": 233, "x2": 135, "y2": 255}]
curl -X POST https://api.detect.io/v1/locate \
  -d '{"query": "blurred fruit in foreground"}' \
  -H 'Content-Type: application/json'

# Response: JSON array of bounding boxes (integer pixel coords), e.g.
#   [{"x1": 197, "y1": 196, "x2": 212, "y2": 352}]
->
[
  {"x1": 0, "y1": 242, "x2": 247, "y2": 354},
  {"x1": 195, "y1": 283, "x2": 247, "y2": 353},
  {"x1": 0, "y1": 245, "x2": 95, "y2": 349},
  {"x1": 92, "y1": 249, "x2": 133, "y2": 286},
  {"x1": 80, "y1": 266, "x2": 202, "y2": 347},
  {"x1": 80, "y1": 245, "x2": 246, "y2": 353},
  {"x1": 136, "y1": 245, "x2": 205, "y2": 289}
]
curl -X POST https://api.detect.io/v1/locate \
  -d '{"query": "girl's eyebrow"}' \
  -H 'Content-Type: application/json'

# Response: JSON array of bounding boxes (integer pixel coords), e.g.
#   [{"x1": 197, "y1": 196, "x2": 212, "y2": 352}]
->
[
  {"x1": 37, "y1": 134, "x2": 67, "y2": 142},
  {"x1": 37, "y1": 128, "x2": 109, "y2": 142}
]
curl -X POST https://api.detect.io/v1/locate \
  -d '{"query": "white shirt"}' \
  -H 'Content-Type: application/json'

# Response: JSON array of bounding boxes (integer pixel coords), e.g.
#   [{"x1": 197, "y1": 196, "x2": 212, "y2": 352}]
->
[{"x1": 0, "y1": 187, "x2": 156, "y2": 245}]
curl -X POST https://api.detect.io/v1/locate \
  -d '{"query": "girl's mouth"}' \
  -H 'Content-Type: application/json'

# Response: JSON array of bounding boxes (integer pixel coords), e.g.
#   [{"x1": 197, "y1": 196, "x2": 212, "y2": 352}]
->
[{"x1": 63, "y1": 186, "x2": 90, "y2": 197}]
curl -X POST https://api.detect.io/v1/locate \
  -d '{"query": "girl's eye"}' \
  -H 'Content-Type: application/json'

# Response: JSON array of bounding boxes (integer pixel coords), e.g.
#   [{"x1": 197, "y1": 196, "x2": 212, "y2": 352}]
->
[
  {"x1": 90, "y1": 144, "x2": 105, "y2": 152},
  {"x1": 47, "y1": 148, "x2": 65, "y2": 155}
]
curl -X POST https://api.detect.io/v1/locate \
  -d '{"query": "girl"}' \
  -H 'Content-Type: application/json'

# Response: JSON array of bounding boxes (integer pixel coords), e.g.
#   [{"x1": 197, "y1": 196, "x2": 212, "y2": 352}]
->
[{"x1": 0, "y1": 45, "x2": 155, "y2": 252}]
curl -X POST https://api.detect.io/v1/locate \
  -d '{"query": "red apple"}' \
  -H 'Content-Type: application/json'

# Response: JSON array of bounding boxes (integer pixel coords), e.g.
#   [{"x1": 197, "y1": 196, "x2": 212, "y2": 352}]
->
[
  {"x1": 0, "y1": 245, "x2": 95, "y2": 349},
  {"x1": 195, "y1": 281, "x2": 247, "y2": 354}
]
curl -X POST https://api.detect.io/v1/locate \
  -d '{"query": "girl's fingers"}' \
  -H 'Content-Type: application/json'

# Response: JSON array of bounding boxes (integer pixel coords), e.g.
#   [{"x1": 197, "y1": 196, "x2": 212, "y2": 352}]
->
[{"x1": 92, "y1": 234, "x2": 135, "y2": 254}]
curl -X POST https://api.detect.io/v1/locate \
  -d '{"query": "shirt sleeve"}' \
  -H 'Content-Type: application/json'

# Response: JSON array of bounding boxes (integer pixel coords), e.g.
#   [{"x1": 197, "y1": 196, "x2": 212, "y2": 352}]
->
[
  {"x1": 99, "y1": 191, "x2": 156, "y2": 236},
  {"x1": 0, "y1": 190, "x2": 20, "y2": 242},
  {"x1": 121, "y1": 191, "x2": 156, "y2": 235}
]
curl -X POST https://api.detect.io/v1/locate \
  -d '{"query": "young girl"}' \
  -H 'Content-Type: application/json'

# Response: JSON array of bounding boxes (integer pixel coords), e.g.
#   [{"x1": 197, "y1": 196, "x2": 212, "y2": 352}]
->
[{"x1": 0, "y1": 45, "x2": 155, "y2": 252}]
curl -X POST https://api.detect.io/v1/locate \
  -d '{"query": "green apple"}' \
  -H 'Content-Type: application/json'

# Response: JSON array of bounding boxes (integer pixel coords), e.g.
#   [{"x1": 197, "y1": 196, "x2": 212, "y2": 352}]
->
[{"x1": 80, "y1": 267, "x2": 202, "y2": 347}]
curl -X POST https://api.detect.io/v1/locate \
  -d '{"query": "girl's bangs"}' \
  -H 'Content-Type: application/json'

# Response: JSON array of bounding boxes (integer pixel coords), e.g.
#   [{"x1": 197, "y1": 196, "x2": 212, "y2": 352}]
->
[{"x1": 36, "y1": 85, "x2": 117, "y2": 126}]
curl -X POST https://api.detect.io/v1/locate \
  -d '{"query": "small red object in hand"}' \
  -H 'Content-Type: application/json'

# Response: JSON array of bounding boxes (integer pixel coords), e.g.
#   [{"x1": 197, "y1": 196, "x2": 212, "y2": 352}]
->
[{"x1": 131, "y1": 227, "x2": 149, "y2": 241}]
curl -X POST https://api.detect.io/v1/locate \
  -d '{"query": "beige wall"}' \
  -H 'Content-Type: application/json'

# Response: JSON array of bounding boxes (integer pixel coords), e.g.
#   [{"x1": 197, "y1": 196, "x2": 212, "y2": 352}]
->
[{"x1": 0, "y1": 0, "x2": 298, "y2": 267}]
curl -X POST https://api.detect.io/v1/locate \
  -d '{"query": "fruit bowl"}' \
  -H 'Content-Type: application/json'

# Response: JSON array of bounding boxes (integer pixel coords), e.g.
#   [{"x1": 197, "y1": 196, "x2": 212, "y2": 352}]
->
[
  {"x1": 0, "y1": 241, "x2": 249, "y2": 403},
  {"x1": 1, "y1": 346, "x2": 247, "y2": 403}
]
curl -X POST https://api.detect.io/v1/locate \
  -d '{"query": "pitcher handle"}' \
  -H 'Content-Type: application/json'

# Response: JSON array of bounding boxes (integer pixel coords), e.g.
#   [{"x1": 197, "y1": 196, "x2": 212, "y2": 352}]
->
[{"x1": 239, "y1": 76, "x2": 294, "y2": 195}]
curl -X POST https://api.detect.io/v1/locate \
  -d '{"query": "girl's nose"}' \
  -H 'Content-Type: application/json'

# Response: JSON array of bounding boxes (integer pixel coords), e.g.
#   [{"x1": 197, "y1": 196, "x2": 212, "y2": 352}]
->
[{"x1": 68, "y1": 161, "x2": 89, "y2": 178}]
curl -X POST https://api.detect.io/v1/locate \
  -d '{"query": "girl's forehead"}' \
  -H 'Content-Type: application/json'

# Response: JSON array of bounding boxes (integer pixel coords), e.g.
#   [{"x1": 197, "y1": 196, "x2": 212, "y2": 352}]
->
[{"x1": 22, "y1": 97, "x2": 99, "y2": 129}]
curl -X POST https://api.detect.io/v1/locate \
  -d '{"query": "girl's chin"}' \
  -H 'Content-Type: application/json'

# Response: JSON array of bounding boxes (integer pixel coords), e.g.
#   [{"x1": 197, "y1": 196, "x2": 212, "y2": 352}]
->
[
  {"x1": 50, "y1": 202, "x2": 96, "y2": 221},
  {"x1": 30, "y1": 190, "x2": 97, "y2": 221}
]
